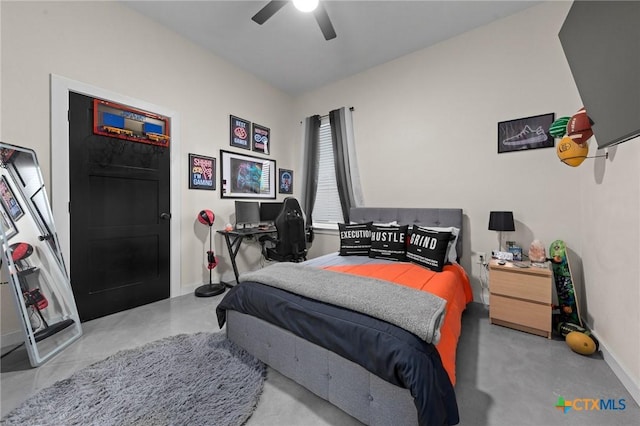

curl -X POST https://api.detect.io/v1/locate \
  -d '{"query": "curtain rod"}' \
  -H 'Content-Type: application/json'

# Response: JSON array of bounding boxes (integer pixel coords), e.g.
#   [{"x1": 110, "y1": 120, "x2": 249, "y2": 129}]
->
[
  {"x1": 319, "y1": 106, "x2": 355, "y2": 120},
  {"x1": 300, "y1": 107, "x2": 355, "y2": 124}
]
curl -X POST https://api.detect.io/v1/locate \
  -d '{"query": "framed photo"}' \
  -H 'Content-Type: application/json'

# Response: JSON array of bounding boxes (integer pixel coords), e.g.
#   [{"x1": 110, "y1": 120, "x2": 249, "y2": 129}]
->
[
  {"x1": 252, "y1": 123, "x2": 270, "y2": 155},
  {"x1": 498, "y1": 113, "x2": 555, "y2": 153},
  {"x1": 279, "y1": 169, "x2": 293, "y2": 194},
  {"x1": 0, "y1": 148, "x2": 16, "y2": 165},
  {"x1": 0, "y1": 175, "x2": 24, "y2": 221},
  {"x1": 188, "y1": 153, "x2": 216, "y2": 190},
  {"x1": 0, "y1": 203, "x2": 18, "y2": 240},
  {"x1": 230, "y1": 115, "x2": 251, "y2": 150},
  {"x1": 220, "y1": 150, "x2": 276, "y2": 199}
]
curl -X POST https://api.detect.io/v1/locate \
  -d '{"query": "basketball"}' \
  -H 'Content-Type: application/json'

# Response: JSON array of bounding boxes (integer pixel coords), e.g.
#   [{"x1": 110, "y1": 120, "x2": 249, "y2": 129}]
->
[
  {"x1": 549, "y1": 116, "x2": 570, "y2": 138},
  {"x1": 557, "y1": 136, "x2": 588, "y2": 167}
]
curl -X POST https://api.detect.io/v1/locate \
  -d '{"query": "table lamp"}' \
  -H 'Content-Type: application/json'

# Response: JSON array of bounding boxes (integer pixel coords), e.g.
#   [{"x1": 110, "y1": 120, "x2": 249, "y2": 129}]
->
[{"x1": 488, "y1": 211, "x2": 515, "y2": 252}]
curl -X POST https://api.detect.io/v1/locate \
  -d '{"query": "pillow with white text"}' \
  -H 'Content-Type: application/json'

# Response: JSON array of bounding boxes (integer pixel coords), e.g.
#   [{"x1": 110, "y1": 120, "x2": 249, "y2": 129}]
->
[
  {"x1": 338, "y1": 222, "x2": 372, "y2": 256},
  {"x1": 422, "y1": 226, "x2": 460, "y2": 263},
  {"x1": 369, "y1": 224, "x2": 408, "y2": 261},
  {"x1": 406, "y1": 226, "x2": 452, "y2": 272}
]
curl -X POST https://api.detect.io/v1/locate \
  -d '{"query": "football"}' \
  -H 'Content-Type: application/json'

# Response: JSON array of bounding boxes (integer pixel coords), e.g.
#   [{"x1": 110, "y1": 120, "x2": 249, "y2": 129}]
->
[
  {"x1": 568, "y1": 129, "x2": 593, "y2": 145},
  {"x1": 566, "y1": 331, "x2": 597, "y2": 356},
  {"x1": 567, "y1": 108, "x2": 593, "y2": 134}
]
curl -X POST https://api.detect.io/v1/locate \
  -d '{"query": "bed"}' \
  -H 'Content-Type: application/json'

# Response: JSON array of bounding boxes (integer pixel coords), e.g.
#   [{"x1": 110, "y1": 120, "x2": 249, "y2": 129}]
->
[{"x1": 216, "y1": 207, "x2": 472, "y2": 425}]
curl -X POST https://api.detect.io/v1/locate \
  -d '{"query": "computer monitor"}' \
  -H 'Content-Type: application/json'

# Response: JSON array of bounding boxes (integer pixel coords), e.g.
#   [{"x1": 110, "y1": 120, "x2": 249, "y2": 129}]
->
[
  {"x1": 260, "y1": 202, "x2": 283, "y2": 224},
  {"x1": 235, "y1": 201, "x2": 260, "y2": 228}
]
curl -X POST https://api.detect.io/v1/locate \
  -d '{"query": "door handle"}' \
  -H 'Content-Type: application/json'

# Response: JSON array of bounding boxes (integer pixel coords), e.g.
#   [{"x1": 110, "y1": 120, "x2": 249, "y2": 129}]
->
[{"x1": 160, "y1": 212, "x2": 172, "y2": 220}]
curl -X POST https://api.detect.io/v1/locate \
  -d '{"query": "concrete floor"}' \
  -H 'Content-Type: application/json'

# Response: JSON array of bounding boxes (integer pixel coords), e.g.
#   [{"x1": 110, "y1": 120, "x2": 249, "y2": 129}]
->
[{"x1": 1, "y1": 294, "x2": 638, "y2": 425}]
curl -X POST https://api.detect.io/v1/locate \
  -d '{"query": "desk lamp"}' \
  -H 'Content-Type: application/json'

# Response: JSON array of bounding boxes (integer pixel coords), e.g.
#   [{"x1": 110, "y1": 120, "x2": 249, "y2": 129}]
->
[
  {"x1": 195, "y1": 209, "x2": 226, "y2": 297},
  {"x1": 488, "y1": 211, "x2": 515, "y2": 252}
]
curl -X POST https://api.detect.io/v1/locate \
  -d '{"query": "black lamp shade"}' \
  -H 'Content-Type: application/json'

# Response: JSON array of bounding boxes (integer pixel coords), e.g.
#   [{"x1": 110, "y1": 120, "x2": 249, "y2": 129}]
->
[{"x1": 488, "y1": 211, "x2": 515, "y2": 232}]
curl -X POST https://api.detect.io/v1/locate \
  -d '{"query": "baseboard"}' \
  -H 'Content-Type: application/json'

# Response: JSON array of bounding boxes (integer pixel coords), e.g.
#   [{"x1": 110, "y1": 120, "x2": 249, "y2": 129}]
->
[
  {"x1": 1, "y1": 329, "x2": 25, "y2": 350},
  {"x1": 598, "y1": 338, "x2": 640, "y2": 407},
  {"x1": 179, "y1": 283, "x2": 199, "y2": 296}
]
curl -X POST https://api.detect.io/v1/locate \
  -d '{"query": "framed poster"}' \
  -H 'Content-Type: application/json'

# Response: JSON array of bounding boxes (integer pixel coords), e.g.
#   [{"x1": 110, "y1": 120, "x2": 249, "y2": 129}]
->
[
  {"x1": 279, "y1": 169, "x2": 293, "y2": 194},
  {"x1": 0, "y1": 203, "x2": 18, "y2": 240},
  {"x1": 0, "y1": 175, "x2": 24, "y2": 221},
  {"x1": 230, "y1": 115, "x2": 251, "y2": 150},
  {"x1": 252, "y1": 123, "x2": 270, "y2": 155},
  {"x1": 498, "y1": 113, "x2": 555, "y2": 153},
  {"x1": 188, "y1": 154, "x2": 216, "y2": 190},
  {"x1": 220, "y1": 150, "x2": 276, "y2": 199}
]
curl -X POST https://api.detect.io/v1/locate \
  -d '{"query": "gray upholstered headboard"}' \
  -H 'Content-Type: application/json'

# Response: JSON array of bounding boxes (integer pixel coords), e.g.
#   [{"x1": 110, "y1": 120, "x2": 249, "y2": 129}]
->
[{"x1": 349, "y1": 207, "x2": 464, "y2": 260}]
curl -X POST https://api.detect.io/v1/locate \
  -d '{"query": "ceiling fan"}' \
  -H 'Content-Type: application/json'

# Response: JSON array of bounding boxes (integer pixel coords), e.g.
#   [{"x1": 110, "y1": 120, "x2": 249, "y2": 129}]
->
[{"x1": 251, "y1": 0, "x2": 337, "y2": 41}]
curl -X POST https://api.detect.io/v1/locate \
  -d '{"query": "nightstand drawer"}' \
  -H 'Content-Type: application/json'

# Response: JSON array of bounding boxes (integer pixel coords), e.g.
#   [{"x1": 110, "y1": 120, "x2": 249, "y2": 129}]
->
[
  {"x1": 490, "y1": 294, "x2": 551, "y2": 333},
  {"x1": 490, "y1": 269, "x2": 551, "y2": 303}
]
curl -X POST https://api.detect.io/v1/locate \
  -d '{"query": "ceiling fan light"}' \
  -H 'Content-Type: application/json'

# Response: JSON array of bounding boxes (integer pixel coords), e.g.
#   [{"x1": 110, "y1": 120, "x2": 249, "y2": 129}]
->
[{"x1": 293, "y1": 0, "x2": 319, "y2": 13}]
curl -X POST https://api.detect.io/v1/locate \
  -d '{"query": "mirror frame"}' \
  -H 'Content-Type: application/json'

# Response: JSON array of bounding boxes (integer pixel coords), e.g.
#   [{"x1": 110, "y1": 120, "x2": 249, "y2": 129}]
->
[{"x1": 0, "y1": 142, "x2": 82, "y2": 367}]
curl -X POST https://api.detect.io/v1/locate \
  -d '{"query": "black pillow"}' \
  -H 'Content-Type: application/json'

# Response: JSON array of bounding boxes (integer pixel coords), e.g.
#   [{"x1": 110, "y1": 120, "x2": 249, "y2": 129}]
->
[
  {"x1": 406, "y1": 226, "x2": 452, "y2": 272},
  {"x1": 369, "y1": 224, "x2": 408, "y2": 261},
  {"x1": 338, "y1": 222, "x2": 372, "y2": 256}
]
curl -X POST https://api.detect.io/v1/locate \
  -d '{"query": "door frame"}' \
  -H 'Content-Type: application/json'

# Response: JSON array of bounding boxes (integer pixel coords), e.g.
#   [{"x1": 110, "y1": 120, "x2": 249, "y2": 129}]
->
[{"x1": 50, "y1": 74, "x2": 182, "y2": 298}]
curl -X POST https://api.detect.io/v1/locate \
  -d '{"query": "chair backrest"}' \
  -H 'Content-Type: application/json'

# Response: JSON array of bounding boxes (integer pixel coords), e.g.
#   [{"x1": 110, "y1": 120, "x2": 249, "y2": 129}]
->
[{"x1": 273, "y1": 197, "x2": 307, "y2": 260}]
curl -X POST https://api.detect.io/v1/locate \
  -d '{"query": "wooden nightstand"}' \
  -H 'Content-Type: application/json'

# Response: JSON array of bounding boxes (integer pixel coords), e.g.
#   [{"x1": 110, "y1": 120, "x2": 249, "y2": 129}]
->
[{"x1": 488, "y1": 259, "x2": 553, "y2": 338}]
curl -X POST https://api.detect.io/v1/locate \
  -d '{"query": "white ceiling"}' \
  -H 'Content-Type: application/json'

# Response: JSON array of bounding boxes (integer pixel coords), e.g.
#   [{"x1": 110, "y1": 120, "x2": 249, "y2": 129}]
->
[{"x1": 123, "y1": 1, "x2": 541, "y2": 95}]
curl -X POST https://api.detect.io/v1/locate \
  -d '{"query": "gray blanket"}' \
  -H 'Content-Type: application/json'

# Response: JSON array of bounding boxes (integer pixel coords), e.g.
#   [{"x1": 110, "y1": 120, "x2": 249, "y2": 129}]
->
[{"x1": 239, "y1": 263, "x2": 446, "y2": 344}]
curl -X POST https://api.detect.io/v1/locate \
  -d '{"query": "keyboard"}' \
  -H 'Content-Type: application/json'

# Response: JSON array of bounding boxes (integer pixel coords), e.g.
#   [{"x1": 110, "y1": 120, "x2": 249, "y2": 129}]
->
[{"x1": 233, "y1": 226, "x2": 275, "y2": 234}]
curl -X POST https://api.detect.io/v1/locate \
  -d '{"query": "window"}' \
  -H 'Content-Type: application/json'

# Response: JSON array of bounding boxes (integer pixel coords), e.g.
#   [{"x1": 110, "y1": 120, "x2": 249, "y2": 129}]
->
[{"x1": 312, "y1": 117, "x2": 344, "y2": 225}]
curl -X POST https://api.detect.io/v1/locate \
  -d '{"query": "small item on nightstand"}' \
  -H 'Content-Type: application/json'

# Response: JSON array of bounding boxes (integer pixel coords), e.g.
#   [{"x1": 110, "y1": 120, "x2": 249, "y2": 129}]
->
[
  {"x1": 508, "y1": 246, "x2": 522, "y2": 261},
  {"x1": 497, "y1": 260, "x2": 506, "y2": 265},
  {"x1": 513, "y1": 262, "x2": 529, "y2": 268},
  {"x1": 506, "y1": 241, "x2": 523, "y2": 261},
  {"x1": 529, "y1": 240, "x2": 547, "y2": 263}
]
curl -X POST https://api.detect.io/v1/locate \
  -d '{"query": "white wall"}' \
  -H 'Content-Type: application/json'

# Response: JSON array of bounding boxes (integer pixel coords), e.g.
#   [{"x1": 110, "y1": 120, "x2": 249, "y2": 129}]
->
[
  {"x1": 294, "y1": 1, "x2": 583, "y2": 298},
  {"x1": 294, "y1": 1, "x2": 639, "y2": 402},
  {"x1": 579, "y1": 140, "x2": 640, "y2": 403},
  {"x1": 1, "y1": 1, "x2": 297, "y2": 338}
]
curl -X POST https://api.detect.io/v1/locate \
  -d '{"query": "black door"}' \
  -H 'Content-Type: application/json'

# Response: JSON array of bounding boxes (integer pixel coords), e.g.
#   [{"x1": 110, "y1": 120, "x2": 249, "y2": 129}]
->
[{"x1": 68, "y1": 92, "x2": 171, "y2": 321}]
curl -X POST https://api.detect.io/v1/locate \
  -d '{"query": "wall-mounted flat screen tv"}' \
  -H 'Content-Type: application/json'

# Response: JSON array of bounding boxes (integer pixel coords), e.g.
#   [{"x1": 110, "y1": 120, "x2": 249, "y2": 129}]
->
[{"x1": 559, "y1": 1, "x2": 640, "y2": 149}]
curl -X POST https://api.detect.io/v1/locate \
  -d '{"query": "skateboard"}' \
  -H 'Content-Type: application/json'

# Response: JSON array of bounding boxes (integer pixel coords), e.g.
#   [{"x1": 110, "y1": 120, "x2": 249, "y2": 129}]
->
[{"x1": 549, "y1": 240, "x2": 583, "y2": 327}]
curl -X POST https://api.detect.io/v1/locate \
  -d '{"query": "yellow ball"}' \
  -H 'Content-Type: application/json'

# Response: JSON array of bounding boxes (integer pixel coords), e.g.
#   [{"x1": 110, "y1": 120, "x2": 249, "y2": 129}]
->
[
  {"x1": 566, "y1": 331, "x2": 597, "y2": 355},
  {"x1": 557, "y1": 136, "x2": 588, "y2": 167}
]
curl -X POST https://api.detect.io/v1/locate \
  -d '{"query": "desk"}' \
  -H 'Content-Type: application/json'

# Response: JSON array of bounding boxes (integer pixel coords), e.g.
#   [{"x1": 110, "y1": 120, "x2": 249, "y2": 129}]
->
[{"x1": 217, "y1": 227, "x2": 276, "y2": 284}]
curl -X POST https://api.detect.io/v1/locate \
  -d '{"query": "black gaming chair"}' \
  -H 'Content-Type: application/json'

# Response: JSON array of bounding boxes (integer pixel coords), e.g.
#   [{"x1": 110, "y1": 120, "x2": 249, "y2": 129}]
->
[{"x1": 259, "y1": 197, "x2": 308, "y2": 262}]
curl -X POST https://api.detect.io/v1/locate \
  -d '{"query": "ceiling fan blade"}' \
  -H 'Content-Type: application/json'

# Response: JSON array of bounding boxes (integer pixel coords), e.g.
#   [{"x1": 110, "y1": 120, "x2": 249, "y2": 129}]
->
[
  {"x1": 313, "y1": 3, "x2": 337, "y2": 40},
  {"x1": 251, "y1": 1, "x2": 288, "y2": 25}
]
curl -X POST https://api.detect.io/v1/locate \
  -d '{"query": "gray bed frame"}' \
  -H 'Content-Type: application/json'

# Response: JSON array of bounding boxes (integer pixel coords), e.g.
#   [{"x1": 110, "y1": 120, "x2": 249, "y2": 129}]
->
[{"x1": 226, "y1": 207, "x2": 464, "y2": 425}]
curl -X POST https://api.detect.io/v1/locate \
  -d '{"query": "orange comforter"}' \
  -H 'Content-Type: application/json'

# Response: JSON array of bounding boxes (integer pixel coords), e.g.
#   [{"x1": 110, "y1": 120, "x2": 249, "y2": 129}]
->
[{"x1": 324, "y1": 262, "x2": 472, "y2": 385}]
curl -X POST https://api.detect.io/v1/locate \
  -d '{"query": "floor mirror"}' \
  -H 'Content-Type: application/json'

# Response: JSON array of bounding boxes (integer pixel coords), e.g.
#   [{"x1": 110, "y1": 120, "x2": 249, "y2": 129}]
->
[{"x1": 0, "y1": 142, "x2": 82, "y2": 367}]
